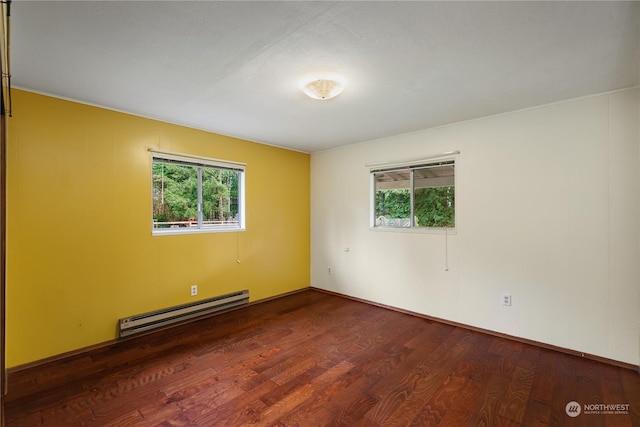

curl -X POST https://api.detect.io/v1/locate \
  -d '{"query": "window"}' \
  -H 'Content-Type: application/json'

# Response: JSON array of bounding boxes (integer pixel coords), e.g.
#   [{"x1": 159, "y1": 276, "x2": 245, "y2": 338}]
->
[
  {"x1": 372, "y1": 160, "x2": 454, "y2": 229},
  {"x1": 152, "y1": 152, "x2": 245, "y2": 234}
]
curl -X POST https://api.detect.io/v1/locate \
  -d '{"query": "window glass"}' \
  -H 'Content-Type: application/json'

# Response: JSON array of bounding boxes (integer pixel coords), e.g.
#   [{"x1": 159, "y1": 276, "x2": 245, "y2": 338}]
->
[
  {"x1": 153, "y1": 162, "x2": 198, "y2": 228},
  {"x1": 201, "y1": 168, "x2": 240, "y2": 228},
  {"x1": 413, "y1": 164, "x2": 455, "y2": 228},
  {"x1": 374, "y1": 170, "x2": 411, "y2": 227}
]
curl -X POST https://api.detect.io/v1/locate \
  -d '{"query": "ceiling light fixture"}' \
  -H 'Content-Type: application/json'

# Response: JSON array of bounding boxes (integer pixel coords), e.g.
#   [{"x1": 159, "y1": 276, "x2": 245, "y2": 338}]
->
[{"x1": 302, "y1": 79, "x2": 344, "y2": 100}]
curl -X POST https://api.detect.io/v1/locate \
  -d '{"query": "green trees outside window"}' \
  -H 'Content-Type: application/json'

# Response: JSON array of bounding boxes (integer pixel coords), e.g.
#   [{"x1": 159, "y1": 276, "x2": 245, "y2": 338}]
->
[{"x1": 414, "y1": 187, "x2": 455, "y2": 227}]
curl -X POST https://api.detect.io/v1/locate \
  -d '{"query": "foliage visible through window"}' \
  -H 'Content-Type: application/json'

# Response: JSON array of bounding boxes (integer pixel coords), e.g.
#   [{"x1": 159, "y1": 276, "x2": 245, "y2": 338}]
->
[
  {"x1": 373, "y1": 160, "x2": 454, "y2": 228},
  {"x1": 152, "y1": 154, "x2": 244, "y2": 233}
]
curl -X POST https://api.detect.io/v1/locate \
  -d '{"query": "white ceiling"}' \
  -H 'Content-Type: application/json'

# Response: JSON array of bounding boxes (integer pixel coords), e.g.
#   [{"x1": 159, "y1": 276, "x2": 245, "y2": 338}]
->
[{"x1": 11, "y1": 1, "x2": 640, "y2": 153}]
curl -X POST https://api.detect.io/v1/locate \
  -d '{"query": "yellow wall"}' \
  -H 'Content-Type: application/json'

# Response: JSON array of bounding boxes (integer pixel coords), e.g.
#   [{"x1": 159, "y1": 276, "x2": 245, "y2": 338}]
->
[{"x1": 6, "y1": 90, "x2": 310, "y2": 367}]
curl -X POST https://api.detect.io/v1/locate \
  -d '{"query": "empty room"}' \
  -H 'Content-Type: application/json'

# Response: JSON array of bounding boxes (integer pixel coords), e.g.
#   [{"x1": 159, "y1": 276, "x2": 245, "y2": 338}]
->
[{"x1": 0, "y1": 1, "x2": 638, "y2": 426}]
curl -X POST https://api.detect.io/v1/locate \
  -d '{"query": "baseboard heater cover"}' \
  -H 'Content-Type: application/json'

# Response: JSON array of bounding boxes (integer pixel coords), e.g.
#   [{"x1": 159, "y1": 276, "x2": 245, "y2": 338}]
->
[{"x1": 118, "y1": 290, "x2": 249, "y2": 338}]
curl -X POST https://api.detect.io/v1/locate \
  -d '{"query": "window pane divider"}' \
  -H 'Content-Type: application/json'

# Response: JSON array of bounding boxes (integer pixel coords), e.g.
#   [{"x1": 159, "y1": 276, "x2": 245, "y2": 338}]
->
[
  {"x1": 197, "y1": 167, "x2": 203, "y2": 227},
  {"x1": 409, "y1": 169, "x2": 415, "y2": 227}
]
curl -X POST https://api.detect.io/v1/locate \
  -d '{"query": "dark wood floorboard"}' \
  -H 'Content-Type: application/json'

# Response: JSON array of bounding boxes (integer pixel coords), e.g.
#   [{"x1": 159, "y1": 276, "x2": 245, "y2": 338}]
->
[{"x1": 4, "y1": 289, "x2": 639, "y2": 426}]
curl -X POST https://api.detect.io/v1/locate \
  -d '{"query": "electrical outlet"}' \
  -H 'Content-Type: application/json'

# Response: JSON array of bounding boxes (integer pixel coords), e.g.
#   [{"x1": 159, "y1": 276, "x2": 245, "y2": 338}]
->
[
  {"x1": 501, "y1": 293, "x2": 512, "y2": 306},
  {"x1": 191, "y1": 285, "x2": 198, "y2": 296},
  {"x1": 327, "y1": 266, "x2": 332, "y2": 275}
]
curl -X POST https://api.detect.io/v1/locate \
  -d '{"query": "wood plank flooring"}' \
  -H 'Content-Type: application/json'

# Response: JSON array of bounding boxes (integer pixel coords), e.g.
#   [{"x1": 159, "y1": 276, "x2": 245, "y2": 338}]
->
[{"x1": 4, "y1": 289, "x2": 639, "y2": 426}]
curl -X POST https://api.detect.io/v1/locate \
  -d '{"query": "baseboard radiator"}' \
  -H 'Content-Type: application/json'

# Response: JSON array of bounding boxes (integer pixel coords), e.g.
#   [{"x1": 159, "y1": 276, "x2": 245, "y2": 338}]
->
[{"x1": 118, "y1": 290, "x2": 249, "y2": 338}]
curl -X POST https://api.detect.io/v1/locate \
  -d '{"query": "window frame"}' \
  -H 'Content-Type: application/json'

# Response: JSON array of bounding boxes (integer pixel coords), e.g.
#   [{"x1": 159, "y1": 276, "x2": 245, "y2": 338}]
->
[
  {"x1": 370, "y1": 158, "x2": 456, "y2": 232},
  {"x1": 151, "y1": 151, "x2": 245, "y2": 236}
]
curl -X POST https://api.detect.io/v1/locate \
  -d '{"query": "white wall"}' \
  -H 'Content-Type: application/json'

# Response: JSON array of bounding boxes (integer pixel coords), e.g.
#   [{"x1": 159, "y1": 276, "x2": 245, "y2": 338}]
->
[{"x1": 310, "y1": 88, "x2": 639, "y2": 366}]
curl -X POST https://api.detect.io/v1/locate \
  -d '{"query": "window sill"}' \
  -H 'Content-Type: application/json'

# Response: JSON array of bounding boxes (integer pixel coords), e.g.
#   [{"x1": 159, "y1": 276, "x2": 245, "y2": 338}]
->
[
  {"x1": 153, "y1": 227, "x2": 245, "y2": 236},
  {"x1": 369, "y1": 226, "x2": 456, "y2": 235}
]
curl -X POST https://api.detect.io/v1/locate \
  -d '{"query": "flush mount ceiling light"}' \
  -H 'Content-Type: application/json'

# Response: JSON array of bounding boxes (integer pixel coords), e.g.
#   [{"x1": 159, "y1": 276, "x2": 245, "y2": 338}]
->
[{"x1": 302, "y1": 79, "x2": 344, "y2": 100}]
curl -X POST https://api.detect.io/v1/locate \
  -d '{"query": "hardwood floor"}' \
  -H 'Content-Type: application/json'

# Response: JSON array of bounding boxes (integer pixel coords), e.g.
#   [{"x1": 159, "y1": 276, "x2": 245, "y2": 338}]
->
[{"x1": 4, "y1": 289, "x2": 639, "y2": 426}]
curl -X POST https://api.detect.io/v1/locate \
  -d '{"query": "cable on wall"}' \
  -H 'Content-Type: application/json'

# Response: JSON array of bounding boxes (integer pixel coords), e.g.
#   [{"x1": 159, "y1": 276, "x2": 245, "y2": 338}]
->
[{"x1": 444, "y1": 229, "x2": 449, "y2": 272}]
